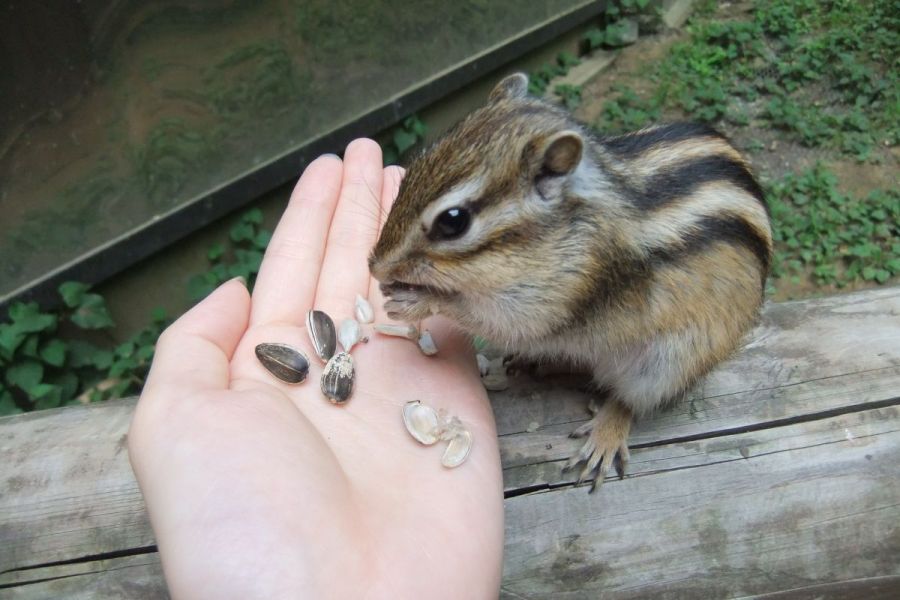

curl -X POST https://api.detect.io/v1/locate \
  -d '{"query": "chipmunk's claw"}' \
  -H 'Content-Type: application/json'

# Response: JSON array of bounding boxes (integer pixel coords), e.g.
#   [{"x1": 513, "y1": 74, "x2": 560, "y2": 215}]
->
[{"x1": 564, "y1": 400, "x2": 632, "y2": 493}]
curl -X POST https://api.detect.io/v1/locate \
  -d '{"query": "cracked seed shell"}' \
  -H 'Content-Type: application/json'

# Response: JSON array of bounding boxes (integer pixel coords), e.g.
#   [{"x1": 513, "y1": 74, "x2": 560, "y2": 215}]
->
[
  {"x1": 321, "y1": 351, "x2": 354, "y2": 404},
  {"x1": 402, "y1": 400, "x2": 441, "y2": 445}
]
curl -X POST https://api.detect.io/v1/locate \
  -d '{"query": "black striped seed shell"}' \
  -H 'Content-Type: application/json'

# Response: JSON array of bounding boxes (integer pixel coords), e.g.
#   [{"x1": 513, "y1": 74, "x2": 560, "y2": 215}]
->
[
  {"x1": 321, "y1": 351, "x2": 354, "y2": 404},
  {"x1": 306, "y1": 310, "x2": 337, "y2": 363},
  {"x1": 255, "y1": 343, "x2": 310, "y2": 384}
]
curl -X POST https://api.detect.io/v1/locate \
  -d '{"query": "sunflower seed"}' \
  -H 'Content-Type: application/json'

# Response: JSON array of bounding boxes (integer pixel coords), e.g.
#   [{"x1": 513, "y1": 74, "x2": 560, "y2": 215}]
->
[
  {"x1": 402, "y1": 400, "x2": 441, "y2": 445},
  {"x1": 441, "y1": 429, "x2": 473, "y2": 468},
  {"x1": 417, "y1": 330, "x2": 438, "y2": 356},
  {"x1": 476, "y1": 353, "x2": 491, "y2": 376},
  {"x1": 338, "y1": 318, "x2": 362, "y2": 353},
  {"x1": 355, "y1": 294, "x2": 375, "y2": 324},
  {"x1": 254, "y1": 343, "x2": 310, "y2": 384},
  {"x1": 374, "y1": 322, "x2": 419, "y2": 341},
  {"x1": 321, "y1": 351, "x2": 354, "y2": 403},
  {"x1": 306, "y1": 310, "x2": 337, "y2": 362}
]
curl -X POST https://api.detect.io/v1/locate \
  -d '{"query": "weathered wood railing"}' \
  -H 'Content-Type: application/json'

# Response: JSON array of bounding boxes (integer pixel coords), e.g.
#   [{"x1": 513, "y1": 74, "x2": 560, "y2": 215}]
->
[{"x1": 2, "y1": 287, "x2": 899, "y2": 598}]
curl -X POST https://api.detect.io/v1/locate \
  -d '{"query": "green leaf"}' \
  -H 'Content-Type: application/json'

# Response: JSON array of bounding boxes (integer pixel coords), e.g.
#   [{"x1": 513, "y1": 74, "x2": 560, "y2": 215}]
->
[
  {"x1": 6, "y1": 360, "x2": 44, "y2": 392},
  {"x1": 50, "y1": 371, "x2": 80, "y2": 403},
  {"x1": 0, "y1": 387, "x2": 22, "y2": 416},
  {"x1": 20, "y1": 334, "x2": 40, "y2": 358},
  {"x1": 0, "y1": 324, "x2": 24, "y2": 359},
  {"x1": 40, "y1": 339, "x2": 68, "y2": 367},
  {"x1": 70, "y1": 294, "x2": 115, "y2": 330},
  {"x1": 242, "y1": 208, "x2": 263, "y2": 225},
  {"x1": 207, "y1": 242, "x2": 225, "y2": 261},
  {"x1": 253, "y1": 229, "x2": 272, "y2": 250},
  {"x1": 230, "y1": 221, "x2": 255, "y2": 243},
  {"x1": 32, "y1": 383, "x2": 62, "y2": 409},
  {"x1": 151, "y1": 307, "x2": 168, "y2": 323},
  {"x1": 68, "y1": 340, "x2": 107, "y2": 369},
  {"x1": 59, "y1": 281, "x2": 90, "y2": 308},
  {"x1": 8, "y1": 302, "x2": 57, "y2": 333},
  {"x1": 382, "y1": 146, "x2": 399, "y2": 166},
  {"x1": 392, "y1": 128, "x2": 418, "y2": 155}
]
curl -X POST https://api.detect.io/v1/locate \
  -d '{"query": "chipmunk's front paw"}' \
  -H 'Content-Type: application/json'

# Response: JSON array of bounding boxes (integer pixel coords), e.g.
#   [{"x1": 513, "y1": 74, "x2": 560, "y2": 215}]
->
[{"x1": 563, "y1": 400, "x2": 632, "y2": 493}]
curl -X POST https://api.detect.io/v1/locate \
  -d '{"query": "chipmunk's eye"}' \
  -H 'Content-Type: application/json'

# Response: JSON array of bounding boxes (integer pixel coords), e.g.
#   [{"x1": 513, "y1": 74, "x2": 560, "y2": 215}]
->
[{"x1": 430, "y1": 207, "x2": 471, "y2": 240}]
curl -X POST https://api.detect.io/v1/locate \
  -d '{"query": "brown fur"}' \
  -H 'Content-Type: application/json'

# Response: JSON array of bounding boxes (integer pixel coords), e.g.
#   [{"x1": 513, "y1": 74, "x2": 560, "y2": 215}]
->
[{"x1": 369, "y1": 73, "x2": 772, "y2": 488}]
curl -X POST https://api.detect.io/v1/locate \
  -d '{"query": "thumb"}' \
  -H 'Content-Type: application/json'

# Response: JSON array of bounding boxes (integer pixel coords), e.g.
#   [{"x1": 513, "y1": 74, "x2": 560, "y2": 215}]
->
[{"x1": 143, "y1": 277, "x2": 251, "y2": 398}]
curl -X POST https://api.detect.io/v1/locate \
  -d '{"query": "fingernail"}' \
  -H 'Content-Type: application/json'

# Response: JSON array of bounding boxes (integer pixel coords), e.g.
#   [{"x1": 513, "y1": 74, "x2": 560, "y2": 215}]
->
[{"x1": 230, "y1": 275, "x2": 247, "y2": 287}]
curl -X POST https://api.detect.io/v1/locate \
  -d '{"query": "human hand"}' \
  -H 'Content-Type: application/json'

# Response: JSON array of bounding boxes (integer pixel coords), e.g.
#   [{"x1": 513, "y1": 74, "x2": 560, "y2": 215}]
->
[{"x1": 128, "y1": 140, "x2": 504, "y2": 599}]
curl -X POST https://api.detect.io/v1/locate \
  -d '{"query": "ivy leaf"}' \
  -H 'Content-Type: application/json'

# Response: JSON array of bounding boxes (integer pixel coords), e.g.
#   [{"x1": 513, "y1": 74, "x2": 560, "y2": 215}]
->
[
  {"x1": 207, "y1": 243, "x2": 226, "y2": 261},
  {"x1": 59, "y1": 282, "x2": 91, "y2": 308},
  {"x1": 392, "y1": 128, "x2": 418, "y2": 155},
  {"x1": 50, "y1": 371, "x2": 80, "y2": 403},
  {"x1": 253, "y1": 230, "x2": 272, "y2": 251},
  {"x1": 68, "y1": 340, "x2": 106, "y2": 369},
  {"x1": 0, "y1": 387, "x2": 22, "y2": 416},
  {"x1": 8, "y1": 302, "x2": 57, "y2": 333},
  {"x1": 32, "y1": 383, "x2": 62, "y2": 409},
  {"x1": 230, "y1": 221, "x2": 255, "y2": 243},
  {"x1": 40, "y1": 339, "x2": 68, "y2": 367},
  {"x1": 6, "y1": 360, "x2": 44, "y2": 392},
  {"x1": 70, "y1": 294, "x2": 115, "y2": 330},
  {"x1": 382, "y1": 145, "x2": 399, "y2": 166},
  {"x1": 242, "y1": 208, "x2": 263, "y2": 225},
  {"x1": 188, "y1": 272, "x2": 219, "y2": 302}
]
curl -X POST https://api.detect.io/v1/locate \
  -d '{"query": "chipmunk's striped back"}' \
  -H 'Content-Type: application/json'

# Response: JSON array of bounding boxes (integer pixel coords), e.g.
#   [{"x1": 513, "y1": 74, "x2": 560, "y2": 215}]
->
[{"x1": 601, "y1": 123, "x2": 772, "y2": 288}]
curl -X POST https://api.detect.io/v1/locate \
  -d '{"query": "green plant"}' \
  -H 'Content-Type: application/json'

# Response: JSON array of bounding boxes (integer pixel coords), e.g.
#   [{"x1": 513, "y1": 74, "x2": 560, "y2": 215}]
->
[
  {"x1": 594, "y1": 85, "x2": 663, "y2": 134},
  {"x1": 767, "y1": 164, "x2": 900, "y2": 288},
  {"x1": 0, "y1": 205, "x2": 278, "y2": 416},
  {"x1": 0, "y1": 283, "x2": 170, "y2": 415},
  {"x1": 554, "y1": 84, "x2": 583, "y2": 110},
  {"x1": 188, "y1": 208, "x2": 271, "y2": 301},
  {"x1": 528, "y1": 52, "x2": 581, "y2": 96},
  {"x1": 382, "y1": 115, "x2": 427, "y2": 166},
  {"x1": 593, "y1": 0, "x2": 899, "y2": 161}
]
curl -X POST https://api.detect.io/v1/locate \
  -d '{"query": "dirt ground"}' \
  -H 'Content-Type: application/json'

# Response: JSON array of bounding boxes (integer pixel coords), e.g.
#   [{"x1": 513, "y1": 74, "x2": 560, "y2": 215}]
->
[{"x1": 571, "y1": 14, "x2": 899, "y2": 301}]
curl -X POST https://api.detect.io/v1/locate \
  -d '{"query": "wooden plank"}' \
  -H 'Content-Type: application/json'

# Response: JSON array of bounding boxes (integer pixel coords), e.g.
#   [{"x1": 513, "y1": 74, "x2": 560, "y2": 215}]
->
[
  {"x1": 0, "y1": 287, "x2": 898, "y2": 597},
  {"x1": 0, "y1": 554, "x2": 166, "y2": 600},
  {"x1": 501, "y1": 406, "x2": 900, "y2": 599},
  {"x1": 0, "y1": 400, "x2": 148, "y2": 573}
]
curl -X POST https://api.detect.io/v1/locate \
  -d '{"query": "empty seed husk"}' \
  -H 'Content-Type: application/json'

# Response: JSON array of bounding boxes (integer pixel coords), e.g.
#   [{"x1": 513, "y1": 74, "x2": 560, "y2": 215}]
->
[
  {"x1": 338, "y1": 318, "x2": 362, "y2": 353},
  {"x1": 402, "y1": 400, "x2": 441, "y2": 445},
  {"x1": 476, "y1": 353, "x2": 491, "y2": 376},
  {"x1": 254, "y1": 343, "x2": 310, "y2": 384},
  {"x1": 306, "y1": 310, "x2": 337, "y2": 363},
  {"x1": 374, "y1": 322, "x2": 419, "y2": 341},
  {"x1": 321, "y1": 351, "x2": 354, "y2": 404},
  {"x1": 355, "y1": 294, "x2": 374, "y2": 324},
  {"x1": 417, "y1": 330, "x2": 438, "y2": 356},
  {"x1": 441, "y1": 430, "x2": 473, "y2": 468}
]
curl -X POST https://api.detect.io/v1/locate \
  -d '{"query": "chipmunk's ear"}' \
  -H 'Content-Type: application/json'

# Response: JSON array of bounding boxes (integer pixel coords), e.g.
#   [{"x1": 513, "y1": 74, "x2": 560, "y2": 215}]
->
[
  {"x1": 539, "y1": 130, "x2": 583, "y2": 176},
  {"x1": 489, "y1": 73, "x2": 529, "y2": 102}
]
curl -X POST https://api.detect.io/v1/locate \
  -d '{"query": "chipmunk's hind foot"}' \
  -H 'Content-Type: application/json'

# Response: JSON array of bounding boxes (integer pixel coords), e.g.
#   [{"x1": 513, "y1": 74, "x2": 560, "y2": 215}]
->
[{"x1": 564, "y1": 399, "x2": 632, "y2": 493}]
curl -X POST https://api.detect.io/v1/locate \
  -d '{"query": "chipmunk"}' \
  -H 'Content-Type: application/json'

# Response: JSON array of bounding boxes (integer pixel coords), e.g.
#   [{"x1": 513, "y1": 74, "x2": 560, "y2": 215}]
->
[{"x1": 369, "y1": 73, "x2": 772, "y2": 491}]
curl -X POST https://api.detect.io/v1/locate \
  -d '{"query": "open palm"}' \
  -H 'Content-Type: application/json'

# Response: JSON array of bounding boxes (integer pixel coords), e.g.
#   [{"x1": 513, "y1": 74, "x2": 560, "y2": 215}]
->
[{"x1": 128, "y1": 140, "x2": 504, "y2": 599}]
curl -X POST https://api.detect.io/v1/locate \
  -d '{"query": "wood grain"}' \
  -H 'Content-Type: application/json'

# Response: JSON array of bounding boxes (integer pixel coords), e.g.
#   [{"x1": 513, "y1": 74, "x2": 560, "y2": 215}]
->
[{"x1": 1, "y1": 286, "x2": 898, "y2": 598}]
